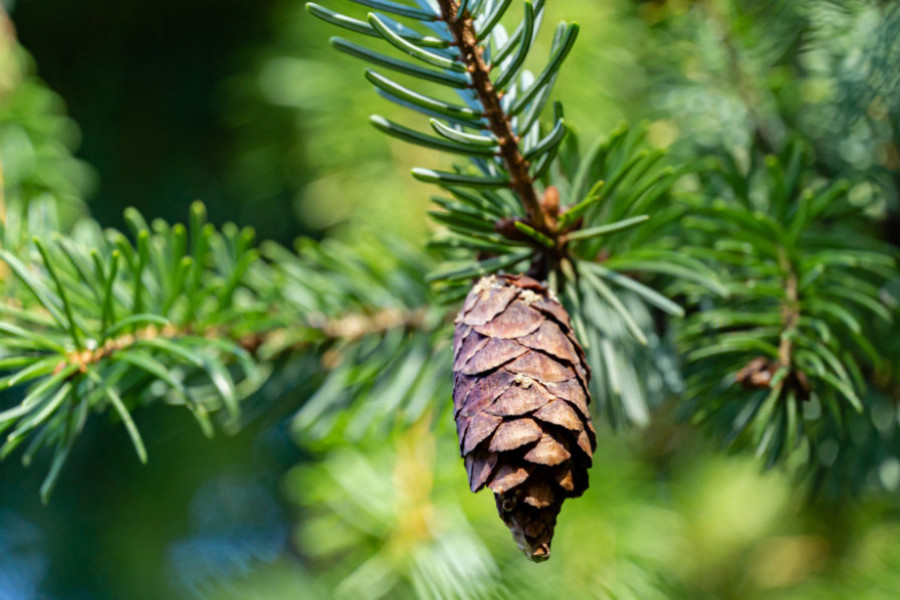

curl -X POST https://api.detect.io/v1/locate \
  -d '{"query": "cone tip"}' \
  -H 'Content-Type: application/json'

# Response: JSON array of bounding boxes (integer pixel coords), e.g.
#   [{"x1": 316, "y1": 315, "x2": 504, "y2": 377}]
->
[{"x1": 527, "y1": 543, "x2": 551, "y2": 562}]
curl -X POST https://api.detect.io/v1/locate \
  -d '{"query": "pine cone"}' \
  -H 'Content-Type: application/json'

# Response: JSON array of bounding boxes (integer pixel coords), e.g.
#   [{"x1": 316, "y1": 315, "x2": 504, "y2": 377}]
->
[{"x1": 452, "y1": 274, "x2": 595, "y2": 562}]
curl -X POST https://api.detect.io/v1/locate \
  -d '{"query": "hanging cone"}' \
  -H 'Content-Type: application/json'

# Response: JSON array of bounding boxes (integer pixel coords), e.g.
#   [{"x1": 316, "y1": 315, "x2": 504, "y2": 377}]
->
[{"x1": 453, "y1": 274, "x2": 595, "y2": 562}]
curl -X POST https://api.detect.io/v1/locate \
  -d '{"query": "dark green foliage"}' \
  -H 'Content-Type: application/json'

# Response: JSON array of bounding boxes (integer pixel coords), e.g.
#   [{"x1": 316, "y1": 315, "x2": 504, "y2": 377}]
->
[
  {"x1": 677, "y1": 140, "x2": 896, "y2": 466},
  {"x1": 3, "y1": 0, "x2": 900, "y2": 598},
  {"x1": 0, "y1": 197, "x2": 451, "y2": 498},
  {"x1": 0, "y1": 200, "x2": 265, "y2": 498},
  {"x1": 0, "y1": 0, "x2": 897, "y2": 543},
  {"x1": 275, "y1": 238, "x2": 451, "y2": 444}
]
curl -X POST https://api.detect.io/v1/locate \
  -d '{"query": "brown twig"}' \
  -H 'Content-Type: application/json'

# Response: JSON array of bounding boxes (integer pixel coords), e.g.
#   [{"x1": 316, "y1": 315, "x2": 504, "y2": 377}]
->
[
  {"x1": 778, "y1": 250, "x2": 799, "y2": 369},
  {"x1": 437, "y1": 0, "x2": 551, "y2": 234},
  {"x1": 736, "y1": 251, "x2": 810, "y2": 399},
  {"x1": 61, "y1": 324, "x2": 184, "y2": 373},
  {"x1": 56, "y1": 307, "x2": 431, "y2": 374}
]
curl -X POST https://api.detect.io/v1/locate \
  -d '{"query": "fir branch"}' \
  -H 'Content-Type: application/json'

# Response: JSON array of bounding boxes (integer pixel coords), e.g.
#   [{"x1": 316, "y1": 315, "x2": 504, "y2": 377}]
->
[
  {"x1": 0, "y1": 202, "x2": 447, "y2": 497},
  {"x1": 49, "y1": 304, "x2": 430, "y2": 375},
  {"x1": 437, "y1": 0, "x2": 548, "y2": 233},
  {"x1": 677, "y1": 140, "x2": 897, "y2": 466}
]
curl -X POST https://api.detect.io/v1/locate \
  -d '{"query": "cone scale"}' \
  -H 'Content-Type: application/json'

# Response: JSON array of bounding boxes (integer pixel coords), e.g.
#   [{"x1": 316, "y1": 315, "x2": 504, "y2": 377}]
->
[{"x1": 453, "y1": 274, "x2": 596, "y2": 561}]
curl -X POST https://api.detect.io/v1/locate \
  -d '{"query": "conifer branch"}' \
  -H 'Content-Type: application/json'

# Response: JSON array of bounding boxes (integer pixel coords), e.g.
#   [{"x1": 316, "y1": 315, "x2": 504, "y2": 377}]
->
[
  {"x1": 437, "y1": 0, "x2": 548, "y2": 233},
  {"x1": 680, "y1": 140, "x2": 894, "y2": 465},
  {"x1": 0, "y1": 198, "x2": 449, "y2": 496}
]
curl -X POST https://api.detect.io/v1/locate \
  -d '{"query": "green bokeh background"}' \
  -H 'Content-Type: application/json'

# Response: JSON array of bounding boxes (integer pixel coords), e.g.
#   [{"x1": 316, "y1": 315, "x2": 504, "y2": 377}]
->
[{"x1": 1, "y1": 0, "x2": 899, "y2": 598}]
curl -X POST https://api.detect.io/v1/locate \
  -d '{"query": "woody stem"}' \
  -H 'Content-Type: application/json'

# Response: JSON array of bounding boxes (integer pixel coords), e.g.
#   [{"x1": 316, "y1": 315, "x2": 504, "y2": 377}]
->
[
  {"x1": 778, "y1": 252, "x2": 799, "y2": 369},
  {"x1": 437, "y1": 0, "x2": 551, "y2": 234}
]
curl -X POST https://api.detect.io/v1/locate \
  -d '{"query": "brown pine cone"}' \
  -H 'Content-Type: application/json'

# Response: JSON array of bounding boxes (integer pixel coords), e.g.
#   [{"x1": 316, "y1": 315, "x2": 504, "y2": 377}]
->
[{"x1": 452, "y1": 274, "x2": 596, "y2": 562}]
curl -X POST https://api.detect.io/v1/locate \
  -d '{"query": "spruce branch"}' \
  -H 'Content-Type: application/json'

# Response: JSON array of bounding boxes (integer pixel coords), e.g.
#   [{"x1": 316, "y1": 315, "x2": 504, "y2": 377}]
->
[
  {"x1": 0, "y1": 200, "x2": 449, "y2": 498},
  {"x1": 437, "y1": 0, "x2": 547, "y2": 233},
  {"x1": 307, "y1": 0, "x2": 587, "y2": 281},
  {"x1": 0, "y1": 2, "x2": 701, "y2": 505},
  {"x1": 304, "y1": 2, "x2": 686, "y2": 354},
  {"x1": 677, "y1": 140, "x2": 897, "y2": 466}
]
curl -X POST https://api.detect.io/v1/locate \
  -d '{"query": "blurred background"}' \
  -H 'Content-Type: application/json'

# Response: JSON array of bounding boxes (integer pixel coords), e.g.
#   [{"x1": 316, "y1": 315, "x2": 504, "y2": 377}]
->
[{"x1": 1, "y1": 0, "x2": 899, "y2": 598}]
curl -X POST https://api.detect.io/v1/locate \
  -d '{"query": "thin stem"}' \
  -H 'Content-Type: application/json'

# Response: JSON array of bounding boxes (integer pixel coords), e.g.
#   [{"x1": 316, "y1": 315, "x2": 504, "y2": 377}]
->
[
  {"x1": 57, "y1": 307, "x2": 431, "y2": 372},
  {"x1": 437, "y1": 0, "x2": 550, "y2": 233},
  {"x1": 778, "y1": 251, "x2": 799, "y2": 369}
]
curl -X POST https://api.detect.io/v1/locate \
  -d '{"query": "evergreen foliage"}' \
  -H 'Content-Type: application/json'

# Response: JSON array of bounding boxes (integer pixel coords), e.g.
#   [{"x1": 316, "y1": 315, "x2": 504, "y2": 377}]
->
[
  {"x1": 0, "y1": 0, "x2": 896, "y2": 497},
  {"x1": 679, "y1": 140, "x2": 895, "y2": 467},
  {"x1": 1, "y1": 0, "x2": 900, "y2": 596}
]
